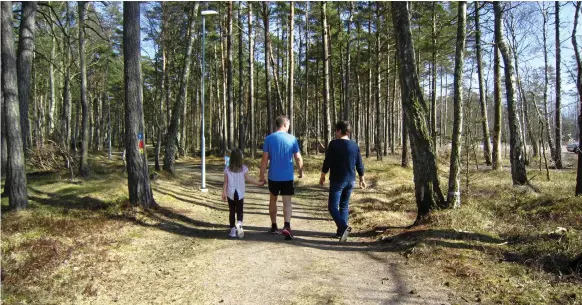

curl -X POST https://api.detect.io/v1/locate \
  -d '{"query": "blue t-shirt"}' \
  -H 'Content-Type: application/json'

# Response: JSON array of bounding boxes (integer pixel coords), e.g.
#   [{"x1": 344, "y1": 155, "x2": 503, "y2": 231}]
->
[{"x1": 263, "y1": 131, "x2": 300, "y2": 181}]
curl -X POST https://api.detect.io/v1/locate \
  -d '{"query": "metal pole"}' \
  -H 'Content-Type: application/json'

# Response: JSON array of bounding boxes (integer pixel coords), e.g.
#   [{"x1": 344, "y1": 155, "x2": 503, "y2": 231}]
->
[
  {"x1": 201, "y1": 16, "x2": 207, "y2": 192},
  {"x1": 108, "y1": 97, "x2": 112, "y2": 160}
]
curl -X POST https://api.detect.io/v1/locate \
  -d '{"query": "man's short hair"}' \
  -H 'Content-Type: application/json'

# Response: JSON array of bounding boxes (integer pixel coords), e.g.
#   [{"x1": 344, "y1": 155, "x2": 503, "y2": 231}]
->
[
  {"x1": 275, "y1": 115, "x2": 289, "y2": 128},
  {"x1": 335, "y1": 120, "x2": 352, "y2": 135}
]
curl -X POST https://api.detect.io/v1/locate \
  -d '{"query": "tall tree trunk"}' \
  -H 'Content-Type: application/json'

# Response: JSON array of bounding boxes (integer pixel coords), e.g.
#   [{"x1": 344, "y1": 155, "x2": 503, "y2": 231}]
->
[
  {"x1": 61, "y1": 2, "x2": 72, "y2": 151},
  {"x1": 375, "y1": 3, "x2": 383, "y2": 161},
  {"x1": 238, "y1": 3, "x2": 245, "y2": 150},
  {"x1": 303, "y1": 2, "x2": 310, "y2": 154},
  {"x1": 431, "y1": 2, "x2": 438, "y2": 148},
  {"x1": 155, "y1": 7, "x2": 167, "y2": 171},
  {"x1": 78, "y1": 1, "x2": 90, "y2": 176},
  {"x1": 492, "y1": 36, "x2": 502, "y2": 169},
  {"x1": 392, "y1": 2, "x2": 445, "y2": 223},
  {"x1": 17, "y1": 1, "x2": 37, "y2": 155},
  {"x1": 48, "y1": 34, "x2": 56, "y2": 136},
  {"x1": 447, "y1": 1, "x2": 466, "y2": 208},
  {"x1": 475, "y1": 2, "x2": 492, "y2": 166},
  {"x1": 288, "y1": 2, "x2": 294, "y2": 135},
  {"x1": 164, "y1": 2, "x2": 199, "y2": 174},
  {"x1": 321, "y1": 2, "x2": 331, "y2": 147},
  {"x1": 123, "y1": 2, "x2": 156, "y2": 208},
  {"x1": 227, "y1": 1, "x2": 234, "y2": 149},
  {"x1": 366, "y1": 10, "x2": 372, "y2": 158},
  {"x1": 573, "y1": 2, "x2": 582, "y2": 195},
  {"x1": 344, "y1": 2, "x2": 353, "y2": 121},
  {"x1": 554, "y1": 2, "x2": 563, "y2": 169},
  {"x1": 263, "y1": 2, "x2": 273, "y2": 134},
  {"x1": 541, "y1": 4, "x2": 557, "y2": 164},
  {"x1": 494, "y1": 2, "x2": 528, "y2": 185},
  {"x1": 248, "y1": 2, "x2": 256, "y2": 157},
  {"x1": 2, "y1": 1, "x2": 29, "y2": 209}
]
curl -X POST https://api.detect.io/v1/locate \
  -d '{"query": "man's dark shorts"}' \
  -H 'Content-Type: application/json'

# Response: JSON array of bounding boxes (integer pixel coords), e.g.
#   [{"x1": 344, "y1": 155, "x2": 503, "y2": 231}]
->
[{"x1": 268, "y1": 180, "x2": 295, "y2": 196}]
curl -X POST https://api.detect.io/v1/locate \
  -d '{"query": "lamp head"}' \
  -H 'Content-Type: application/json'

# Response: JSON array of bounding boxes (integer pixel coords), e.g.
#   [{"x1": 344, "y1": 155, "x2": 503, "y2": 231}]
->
[{"x1": 201, "y1": 10, "x2": 218, "y2": 16}]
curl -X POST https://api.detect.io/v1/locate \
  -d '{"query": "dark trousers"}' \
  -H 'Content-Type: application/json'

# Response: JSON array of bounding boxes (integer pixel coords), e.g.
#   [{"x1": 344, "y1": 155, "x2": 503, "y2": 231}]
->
[{"x1": 228, "y1": 190, "x2": 244, "y2": 228}]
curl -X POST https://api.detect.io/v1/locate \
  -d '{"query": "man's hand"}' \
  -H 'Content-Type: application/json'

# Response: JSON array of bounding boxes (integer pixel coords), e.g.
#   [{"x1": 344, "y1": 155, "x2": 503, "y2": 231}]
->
[
  {"x1": 319, "y1": 173, "x2": 325, "y2": 186},
  {"x1": 298, "y1": 168, "x2": 304, "y2": 179},
  {"x1": 359, "y1": 179, "x2": 367, "y2": 189},
  {"x1": 221, "y1": 191, "x2": 227, "y2": 202}
]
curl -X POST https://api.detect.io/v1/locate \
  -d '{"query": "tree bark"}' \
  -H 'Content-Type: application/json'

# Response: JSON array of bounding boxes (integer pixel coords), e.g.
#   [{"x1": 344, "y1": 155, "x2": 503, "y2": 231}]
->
[
  {"x1": 288, "y1": 2, "x2": 294, "y2": 135},
  {"x1": 492, "y1": 36, "x2": 502, "y2": 169},
  {"x1": 573, "y1": 2, "x2": 582, "y2": 195},
  {"x1": 248, "y1": 2, "x2": 256, "y2": 157},
  {"x1": 375, "y1": 3, "x2": 383, "y2": 161},
  {"x1": 541, "y1": 4, "x2": 557, "y2": 164},
  {"x1": 494, "y1": 2, "x2": 528, "y2": 185},
  {"x1": 238, "y1": 3, "x2": 245, "y2": 150},
  {"x1": 554, "y1": 2, "x2": 563, "y2": 169},
  {"x1": 164, "y1": 2, "x2": 199, "y2": 174},
  {"x1": 475, "y1": 1, "x2": 492, "y2": 166},
  {"x1": 78, "y1": 1, "x2": 90, "y2": 176},
  {"x1": 447, "y1": 1, "x2": 466, "y2": 208},
  {"x1": 303, "y1": 2, "x2": 310, "y2": 154},
  {"x1": 61, "y1": 2, "x2": 72, "y2": 152},
  {"x1": 17, "y1": 1, "x2": 37, "y2": 154},
  {"x1": 392, "y1": 2, "x2": 445, "y2": 223},
  {"x1": 263, "y1": 2, "x2": 273, "y2": 134},
  {"x1": 344, "y1": 2, "x2": 353, "y2": 121},
  {"x1": 123, "y1": 2, "x2": 156, "y2": 208},
  {"x1": 2, "y1": 1, "x2": 29, "y2": 209},
  {"x1": 431, "y1": 2, "x2": 438, "y2": 149},
  {"x1": 321, "y1": 2, "x2": 331, "y2": 147},
  {"x1": 227, "y1": 1, "x2": 234, "y2": 149}
]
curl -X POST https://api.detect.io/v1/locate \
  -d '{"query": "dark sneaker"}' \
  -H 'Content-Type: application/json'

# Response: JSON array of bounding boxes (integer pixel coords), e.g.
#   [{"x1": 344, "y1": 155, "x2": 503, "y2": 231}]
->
[
  {"x1": 339, "y1": 226, "x2": 352, "y2": 243},
  {"x1": 282, "y1": 227, "x2": 294, "y2": 240},
  {"x1": 269, "y1": 227, "x2": 281, "y2": 235}
]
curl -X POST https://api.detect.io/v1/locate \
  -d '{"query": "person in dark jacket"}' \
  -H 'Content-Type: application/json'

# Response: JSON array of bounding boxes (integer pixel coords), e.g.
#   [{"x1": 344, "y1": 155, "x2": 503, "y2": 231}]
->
[{"x1": 319, "y1": 121, "x2": 366, "y2": 243}]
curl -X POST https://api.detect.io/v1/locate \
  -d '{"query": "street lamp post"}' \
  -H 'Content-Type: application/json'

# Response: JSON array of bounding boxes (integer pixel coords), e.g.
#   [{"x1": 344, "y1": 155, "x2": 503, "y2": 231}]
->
[
  {"x1": 108, "y1": 96, "x2": 113, "y2": 160},
  {"x1": 200, "y1": 9, "x2": 218, "y2": 192}
]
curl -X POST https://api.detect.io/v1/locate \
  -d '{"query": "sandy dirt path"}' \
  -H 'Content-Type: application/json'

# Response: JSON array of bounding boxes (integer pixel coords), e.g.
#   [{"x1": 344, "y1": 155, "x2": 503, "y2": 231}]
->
[{"x1": 76, "y1": 162, "x2": 454, "y2": 305}]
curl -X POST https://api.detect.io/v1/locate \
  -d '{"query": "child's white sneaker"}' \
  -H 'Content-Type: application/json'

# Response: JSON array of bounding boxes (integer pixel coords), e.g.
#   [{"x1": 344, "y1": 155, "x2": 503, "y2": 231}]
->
[
  {"x1": 235, "y1": 221, "x2": 244, "y2": 238},
  {"x1": 229, "y1": 227, "x2": 237, "y2": 238}
]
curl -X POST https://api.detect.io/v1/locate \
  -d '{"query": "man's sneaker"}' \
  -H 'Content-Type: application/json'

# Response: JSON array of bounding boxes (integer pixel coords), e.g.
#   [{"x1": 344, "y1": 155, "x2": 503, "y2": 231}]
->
[
  {"x1": 339, "y1": 226, "x2": 352, "y2": 243},
  {"x1": 229, "y1": 227, "x2": 237, "y2": 238},
  {"x1": 282, "y1": 227, "x2": 294, "y2": 240},
  {"x1": 269, "y1": 227, "x2": 280, "y2": 234},
  {"x1": 236, "y1": 221, "x2": 244, "y2": 238}
]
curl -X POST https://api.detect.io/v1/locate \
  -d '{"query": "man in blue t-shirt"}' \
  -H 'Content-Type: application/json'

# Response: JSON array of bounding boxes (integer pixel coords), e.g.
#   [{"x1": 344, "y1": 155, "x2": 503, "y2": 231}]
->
[
  {"x1": 259, "y1": 116, "x2": 304, "y2": 240},
  {"x1": 320, "y1": 120, "x2": 366, "y2": 243}
]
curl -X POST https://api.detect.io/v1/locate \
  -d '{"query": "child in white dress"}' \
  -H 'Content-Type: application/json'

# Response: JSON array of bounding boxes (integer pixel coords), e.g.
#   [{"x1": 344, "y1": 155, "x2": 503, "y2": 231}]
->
[{"x1": 222, "y1": 149, "x2": 264, "y2": 238}]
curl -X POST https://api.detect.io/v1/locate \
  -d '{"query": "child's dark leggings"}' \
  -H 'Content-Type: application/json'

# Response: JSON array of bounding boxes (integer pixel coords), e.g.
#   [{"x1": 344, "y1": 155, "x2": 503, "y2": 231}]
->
[{"x1": 228, "y1": 190, "x2": 244, "y2": 228}]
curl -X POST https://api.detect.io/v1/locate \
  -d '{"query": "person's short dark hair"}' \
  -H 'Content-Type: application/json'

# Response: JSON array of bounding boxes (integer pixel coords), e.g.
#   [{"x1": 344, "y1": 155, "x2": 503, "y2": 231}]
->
[
  {"x1": 275, "y1": 115, "x2": 289, "y2": 128},
  {"x1": 335, "y1": 120, "x2": 352, "y2": 135}
]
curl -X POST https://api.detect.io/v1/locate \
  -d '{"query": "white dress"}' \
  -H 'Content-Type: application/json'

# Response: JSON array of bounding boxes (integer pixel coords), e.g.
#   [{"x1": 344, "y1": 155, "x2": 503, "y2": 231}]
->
[{"x1": 224, "y1": 166, "x2": 247, "y2": 200}]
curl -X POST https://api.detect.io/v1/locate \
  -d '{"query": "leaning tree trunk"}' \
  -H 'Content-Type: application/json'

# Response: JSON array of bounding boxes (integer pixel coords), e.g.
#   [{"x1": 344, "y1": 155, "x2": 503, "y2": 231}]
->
[
  {"x1": 263, "y1": 2, "x2": 273, "y2": 134},
  {"x1": 17, "y1": 1, "x2": 37, "y2": 154},
  {"x1": 573, "y1": 2, "x2": 582, "y2": 195},
  {"x1": 475, "y1": 1, "x2": 492, "y2": 166},
  {"x1": 321, "y1": 2, "x2": 331, "y2": 148},
  {"x1": 554, "y1": 1, "x2": 563, "y2": 169},
  {"x1": 2, "y1": 1, "x2": 29, "y2": 209},
  {"x1": 78, "y1": 1, "x2": 90, "y2": 176},
  {"x1": 392, "y1": 2, "x2": 445, "y2": 223},
  {"x1": 447, "y1": 1, "x2": 466, "y2": 209},
  {"x1": 164, "y1": 2, "x2": 199, "y2": 174},
  {"x1": 494, "y1": 2, "x2": 528, "y2": 185},
  {"x1": 123, "y1": 2, "x2": 156, "y2": 208}
]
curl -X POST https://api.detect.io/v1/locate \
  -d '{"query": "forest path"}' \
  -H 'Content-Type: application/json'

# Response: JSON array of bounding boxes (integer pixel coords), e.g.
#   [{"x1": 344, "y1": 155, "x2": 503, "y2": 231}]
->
[{"x1": 78, "y1": 161, "x2": 453, "y2": 305}]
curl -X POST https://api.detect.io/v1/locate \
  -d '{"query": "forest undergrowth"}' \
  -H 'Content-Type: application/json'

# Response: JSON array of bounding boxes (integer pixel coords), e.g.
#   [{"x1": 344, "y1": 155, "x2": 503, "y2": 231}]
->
[{"x1": 1, "y1": 150, "x2": 581, "y2": 304}]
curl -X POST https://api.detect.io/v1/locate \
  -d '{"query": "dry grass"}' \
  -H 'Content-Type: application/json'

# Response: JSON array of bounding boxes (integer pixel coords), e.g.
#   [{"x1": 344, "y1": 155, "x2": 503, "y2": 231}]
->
[{"x1": 350, "y1": 152, "x2": 582, "y2": 305}]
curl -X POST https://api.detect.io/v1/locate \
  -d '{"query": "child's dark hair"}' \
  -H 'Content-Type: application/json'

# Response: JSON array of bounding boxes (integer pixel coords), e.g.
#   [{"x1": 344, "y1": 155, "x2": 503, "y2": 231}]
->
[
  {"x1": 335, "y1": 120, "x2": 352, "y2": 135},
  {"x1": 228, "y1": 148, "x2": 244, "y2": 172}
]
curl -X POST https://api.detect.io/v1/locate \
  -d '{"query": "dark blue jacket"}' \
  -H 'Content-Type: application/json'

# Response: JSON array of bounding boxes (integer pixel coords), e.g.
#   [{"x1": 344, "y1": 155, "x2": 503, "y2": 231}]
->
[{"x1": 322, "y1": 139, "x2": 365, "y2": 183}]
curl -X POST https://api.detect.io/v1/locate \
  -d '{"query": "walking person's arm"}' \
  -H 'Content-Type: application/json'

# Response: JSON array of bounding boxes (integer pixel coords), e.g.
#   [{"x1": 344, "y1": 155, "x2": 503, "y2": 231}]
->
[
  {"x1": 320, "y1": 141, "x2": 332, "y2": 186},
  {"x1": 259, "y1": 152, "x2": 269, "y2": 183},
  {"x1": 356, "y1": 148, "x2": 366, "y2": 189},
  {"x1": 245, "y1": 172, "x2": 265, "y2": 186},
  {"x1": 294, "y1": 152, "x2": 304, "y2": 178},
  {"x1": 222, "y1": 173, "x2": 228, "y2": 201}
]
